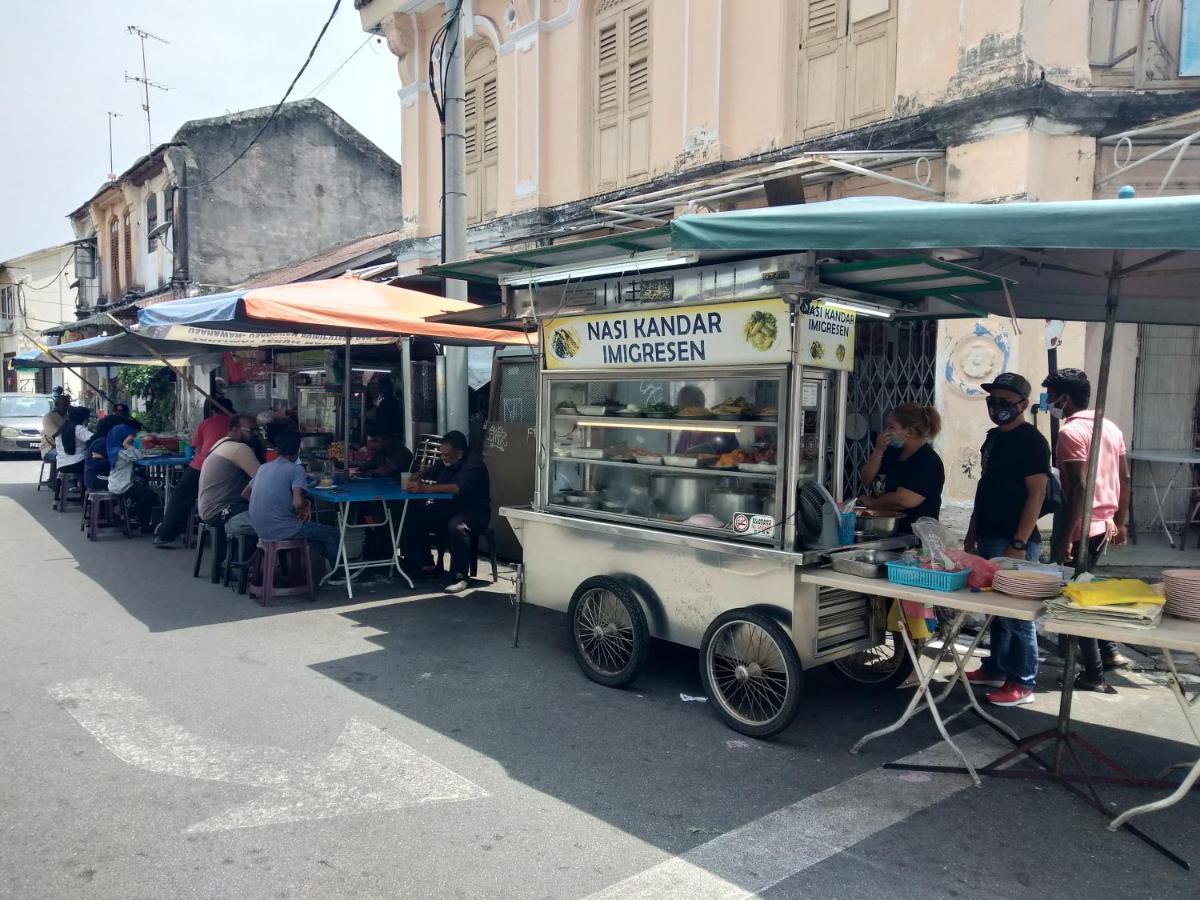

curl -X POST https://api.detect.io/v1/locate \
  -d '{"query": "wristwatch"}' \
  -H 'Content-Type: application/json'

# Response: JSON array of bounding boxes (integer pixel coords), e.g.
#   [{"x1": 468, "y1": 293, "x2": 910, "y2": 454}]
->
[{"x1": 1010, "y1": 538, "x2": 1028, "y2": 551}]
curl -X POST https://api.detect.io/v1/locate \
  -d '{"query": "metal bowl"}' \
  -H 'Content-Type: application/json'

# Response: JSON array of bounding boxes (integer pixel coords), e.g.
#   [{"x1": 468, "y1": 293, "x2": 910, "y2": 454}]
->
[
  {"x1": 854, "y1": 510, "x2": 901, "y2": 536},
  {"x1": 830, "y1": 549, "x2": 902, "y2": 579}
]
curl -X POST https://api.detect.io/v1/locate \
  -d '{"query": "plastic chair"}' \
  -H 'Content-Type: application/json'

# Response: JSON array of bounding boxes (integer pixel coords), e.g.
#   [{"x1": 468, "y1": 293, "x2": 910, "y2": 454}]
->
[
  {"x1": 436, "y1": 522, "x2": 499, "y2": 583},
  {"x1": 249, "y1": 539, "x2": 315, "y2": 606}
]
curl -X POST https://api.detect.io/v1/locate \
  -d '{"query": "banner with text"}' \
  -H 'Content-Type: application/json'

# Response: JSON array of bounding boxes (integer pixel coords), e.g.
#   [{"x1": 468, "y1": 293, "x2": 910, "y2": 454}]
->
[
  {"x1": 543, "y1": 299, "x2": 791, "y2": 370},
  {"x1": 797, "y1": 302, "x2": 856, "y2": 371}
]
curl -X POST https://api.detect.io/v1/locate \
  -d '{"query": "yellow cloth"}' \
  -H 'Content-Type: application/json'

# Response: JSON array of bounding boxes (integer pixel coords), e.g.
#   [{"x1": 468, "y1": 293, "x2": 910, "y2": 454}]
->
[
  {"x1": 1061, "y1": 579, "x2": 1163, "y2": 608},
  {"x1": 886, "y1": 599, "x2": 934, "y2": 640}
]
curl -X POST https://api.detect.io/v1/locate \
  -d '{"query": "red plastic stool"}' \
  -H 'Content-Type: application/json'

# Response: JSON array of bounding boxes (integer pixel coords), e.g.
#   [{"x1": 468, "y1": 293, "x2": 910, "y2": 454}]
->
[{"x1": 249, "y1": 539, "x2": 315, "y2": 606}]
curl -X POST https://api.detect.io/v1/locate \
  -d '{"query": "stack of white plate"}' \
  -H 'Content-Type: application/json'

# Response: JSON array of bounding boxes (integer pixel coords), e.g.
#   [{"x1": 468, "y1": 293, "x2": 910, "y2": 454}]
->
[
  {"x1": 992, "y1": 570, "x2": 1064, "y2": 600},
  {"x1": 1163, "y1": 569, "x2": 1200, "y2": 620}
]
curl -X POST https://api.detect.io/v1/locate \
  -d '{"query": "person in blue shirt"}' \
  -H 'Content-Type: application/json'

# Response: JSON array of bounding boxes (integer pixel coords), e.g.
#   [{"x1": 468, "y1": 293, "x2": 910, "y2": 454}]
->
[{"x1": 246, "y1": 430, "x2": 340, "y2": 573}]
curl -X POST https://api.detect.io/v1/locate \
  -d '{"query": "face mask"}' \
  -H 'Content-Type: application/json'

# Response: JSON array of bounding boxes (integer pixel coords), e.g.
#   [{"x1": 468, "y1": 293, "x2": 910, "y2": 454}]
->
[
  {"x1": 1047, "y1": 398, "x2": 1067, "y2": 420},
  {"x1": 888, "y1": 432, "x2": 906, "y2": 449},
  {"x1": 987, "y1": 397, "x2": 1021, "y2": 425}
]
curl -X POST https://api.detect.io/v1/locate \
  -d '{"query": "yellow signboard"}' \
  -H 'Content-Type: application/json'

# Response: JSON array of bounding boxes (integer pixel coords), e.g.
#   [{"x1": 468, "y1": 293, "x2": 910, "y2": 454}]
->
[{"x1": 543, "y1": 299, "x2": 791, "y2": 370}]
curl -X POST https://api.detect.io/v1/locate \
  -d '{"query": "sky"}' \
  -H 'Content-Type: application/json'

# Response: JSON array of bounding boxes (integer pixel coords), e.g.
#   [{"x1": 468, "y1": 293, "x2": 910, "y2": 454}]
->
[{"x1": 0, "y1": 1, "x2": 402, "y2": 261}]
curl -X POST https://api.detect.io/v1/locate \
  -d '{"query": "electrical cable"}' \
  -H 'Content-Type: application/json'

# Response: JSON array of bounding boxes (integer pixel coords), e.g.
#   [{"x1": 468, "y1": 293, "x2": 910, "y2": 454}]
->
[
  {"x1": 182, "y1": 0, "x2": 343, "y2": 191},
  {"x1": 304, "y1": 34, "x2": 373, "y2": 99}
]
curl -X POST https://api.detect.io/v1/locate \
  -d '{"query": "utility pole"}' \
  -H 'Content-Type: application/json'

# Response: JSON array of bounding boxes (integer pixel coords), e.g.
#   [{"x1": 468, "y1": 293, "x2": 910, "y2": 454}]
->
[
  {"x1": 441, "y1": 0, "x2": 470, "y2": 435},
  {"x1": 106, "y1": 111, "x2": 122, "y2": 180},
  {"x1": 125, "y1": 25, "x2": 170, "y2": 149}
]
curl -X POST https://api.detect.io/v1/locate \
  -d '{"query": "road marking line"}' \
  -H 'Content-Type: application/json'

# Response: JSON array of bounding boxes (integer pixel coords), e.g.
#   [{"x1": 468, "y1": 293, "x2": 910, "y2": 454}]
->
[
  {"x1": 585, "y1": 726, "x2": 1010, "y2": 900},
  {"x1": 49, "y1": 675, "x2": 488, "y2": 832}
]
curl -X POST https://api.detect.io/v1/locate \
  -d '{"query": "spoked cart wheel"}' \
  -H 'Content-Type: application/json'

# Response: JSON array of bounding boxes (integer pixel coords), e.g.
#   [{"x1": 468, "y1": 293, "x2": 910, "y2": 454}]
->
[
  {"x1": 699, "y1": 609, "x2": 803, "y2": 738},
  {"x1": 828, "y1": 631, "x2": 914, "y2": 693},
  {"x1": 568, "y1": 576, "x2": 650, "y2": 687}
]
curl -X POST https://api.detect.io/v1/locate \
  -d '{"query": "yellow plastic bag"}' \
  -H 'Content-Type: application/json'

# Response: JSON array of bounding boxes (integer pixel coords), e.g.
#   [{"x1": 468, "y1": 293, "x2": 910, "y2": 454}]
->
[
  {"x1": 886, "y1": 599, "x2": 935, "y2": 640},
  {"x1": 1061, "y1": 579, "x2": 1163, "y2": 608}
]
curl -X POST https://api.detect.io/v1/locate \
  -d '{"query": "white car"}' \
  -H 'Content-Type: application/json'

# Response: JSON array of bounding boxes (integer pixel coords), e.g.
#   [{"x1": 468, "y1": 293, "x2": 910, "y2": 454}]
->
[{"x1": 0, "y1": 393, "x2": 54, "y2": 455}]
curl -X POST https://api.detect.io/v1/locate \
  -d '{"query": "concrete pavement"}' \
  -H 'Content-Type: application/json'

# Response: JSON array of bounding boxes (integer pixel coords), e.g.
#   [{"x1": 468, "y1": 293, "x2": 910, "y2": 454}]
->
[{"x1": 1, "y1": 458, "x2": 1197, "y2": 899}]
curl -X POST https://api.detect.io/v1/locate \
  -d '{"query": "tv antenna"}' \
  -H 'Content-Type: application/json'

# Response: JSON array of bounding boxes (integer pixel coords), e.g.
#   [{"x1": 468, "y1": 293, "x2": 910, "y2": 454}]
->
[
  {"x1": 125, "y1": 25, "x2": 170, "y2": 149},
  {"x1": 106, "y1": 111, "x2": 122, "y2": 180}
]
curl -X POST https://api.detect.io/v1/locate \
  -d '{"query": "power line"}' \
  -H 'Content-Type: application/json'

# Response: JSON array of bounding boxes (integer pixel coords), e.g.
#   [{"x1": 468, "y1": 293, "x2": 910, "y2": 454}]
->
[
  {"x1": 304, "y1": 35, "x2": 373, "y2": 99},
  {"x1": 182, "y1": 0, "x2": 343, "y2": 192}
]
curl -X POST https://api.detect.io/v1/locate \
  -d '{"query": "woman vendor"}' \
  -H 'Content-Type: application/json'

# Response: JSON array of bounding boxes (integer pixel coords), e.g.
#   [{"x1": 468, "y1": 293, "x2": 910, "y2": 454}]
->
[{"x1": 857, "y1": 402, "x2": 945, "y2": 533}]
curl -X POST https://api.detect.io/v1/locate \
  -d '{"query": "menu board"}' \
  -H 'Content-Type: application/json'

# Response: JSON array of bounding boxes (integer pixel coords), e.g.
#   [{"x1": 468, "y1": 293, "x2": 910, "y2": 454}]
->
[{"x1": 543, "y1": 299, "x2": 791, "y2": 370}]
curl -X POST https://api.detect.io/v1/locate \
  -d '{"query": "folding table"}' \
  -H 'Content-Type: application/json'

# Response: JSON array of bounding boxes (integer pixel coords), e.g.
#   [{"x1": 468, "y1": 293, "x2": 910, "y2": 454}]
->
[
  {"x1": 134, "y1": 454, "x2": 191, "y2": 508},
  {"x1": 305, "y1": 477, "x2": 450, "y2": 600},
  {"x1": 1127, "y1": 449, "x2": 1200, "y2": 548}
]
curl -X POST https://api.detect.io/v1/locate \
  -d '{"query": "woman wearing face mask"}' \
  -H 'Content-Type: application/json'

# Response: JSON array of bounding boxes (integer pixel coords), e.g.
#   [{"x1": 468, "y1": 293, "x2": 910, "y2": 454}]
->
[{"x1": 858, "y1": 403, "x2": 945, "y2": 533}]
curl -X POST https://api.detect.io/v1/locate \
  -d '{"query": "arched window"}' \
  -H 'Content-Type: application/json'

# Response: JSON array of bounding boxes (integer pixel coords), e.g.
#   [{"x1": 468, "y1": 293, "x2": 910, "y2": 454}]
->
[
  {"x1": 108, "y1": 216, "x2": 121, "y2": 300},
  {"x1": 464, "y1": 41, "x2": 498, "y2": 224},
  {"x1": 593, "y1": 0, "x2": 651, "y2": 190}
]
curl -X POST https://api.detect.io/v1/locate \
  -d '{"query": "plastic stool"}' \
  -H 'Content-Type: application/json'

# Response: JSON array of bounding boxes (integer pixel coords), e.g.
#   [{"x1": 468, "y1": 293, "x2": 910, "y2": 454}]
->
[
  {"x1": 249, "y1": 539, "x2": 315, "y2": 606},
  {"x1": 192, "y1": 522, "x2": 228, "y2": 583},
  {"x1": 55, "y1": 472, "x2": 83, "y2": 513},
  {"x1": 37, "y1": 457, "x2": 56, "y2": 492},
  {"x1": 184, "y1": 504, "x2": 200, "y2": 549},
  {"x1": 223, "y1": 529, "x2": 258, "y2": 595},
  {"x1": 81, "y1": 491, "x2": 132, "y2": 541}
]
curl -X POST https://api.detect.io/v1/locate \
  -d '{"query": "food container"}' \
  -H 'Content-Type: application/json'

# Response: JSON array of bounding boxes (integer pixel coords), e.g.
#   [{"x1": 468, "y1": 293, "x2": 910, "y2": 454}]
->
[
  {"x1": 829, "y1": 549, "x2": 902, "y2": 579},
  {"x1": 570, "y1": 448, "x2": 605, "y2": 459},
  {"x1": 737, "y1": 462, "x2": 778, "y2": 474},
  {"x1": 854, "y1": 510, "x2": 900, "y2": 536},
  {"x1": 578, "y1": 405, "x2": 610, "y2": 416},
  {"x1": 654, "y1": 475, "x2": 710, "y2": 517},
  {"x1": 708, "y1": 489, "x2": 761, "y2": 524},
  {"x1": 632, "y1": 454, "x2": 663, "y2": 465},
  {"x1": 663, "y1": 454, "x2": 713, "y2": 468},
  {"x1": 563, "y1": 493, "x2": 599, "y2": 509}
]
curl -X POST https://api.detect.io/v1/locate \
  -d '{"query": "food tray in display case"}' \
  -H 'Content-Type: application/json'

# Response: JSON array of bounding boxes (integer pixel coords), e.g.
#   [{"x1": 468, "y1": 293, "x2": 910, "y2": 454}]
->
[{"x1": 543, "y1": 370, "x2": 787, "y2": 546}]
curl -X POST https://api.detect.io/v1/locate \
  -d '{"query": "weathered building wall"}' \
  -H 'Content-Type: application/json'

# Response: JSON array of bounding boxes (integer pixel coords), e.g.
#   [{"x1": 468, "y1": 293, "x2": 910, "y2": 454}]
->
[{"x1": 173, "y1": 100, "x2": 402, "y2": 289}]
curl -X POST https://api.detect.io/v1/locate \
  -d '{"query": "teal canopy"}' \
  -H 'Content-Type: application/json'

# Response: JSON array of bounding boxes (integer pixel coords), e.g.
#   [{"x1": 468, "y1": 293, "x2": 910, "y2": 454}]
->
[{"x1": 670, "y1": 195, "x2": 1200, "y2": 252}]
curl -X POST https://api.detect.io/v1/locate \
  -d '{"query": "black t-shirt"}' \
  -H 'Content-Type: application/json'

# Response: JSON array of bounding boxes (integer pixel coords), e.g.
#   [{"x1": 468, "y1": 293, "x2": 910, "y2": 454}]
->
[
  {"x1": 870, "y1": 443, "x2": 944, "y2": 532},
  {"x1": 974, "y1": 422, "x2": 1051, "y2": 541},
  {"x1": 428, "y1": 453, "x2": 491, "y2": 518},
  {"x1": 369, "y1": 396, "x2": 402, "y2": 440}
]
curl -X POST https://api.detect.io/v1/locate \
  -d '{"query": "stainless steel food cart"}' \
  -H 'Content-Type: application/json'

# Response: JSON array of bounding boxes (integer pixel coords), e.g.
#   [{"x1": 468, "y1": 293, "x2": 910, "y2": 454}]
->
[{"x1": 503, "y1": 294, "x2": 916, "y2": 737}]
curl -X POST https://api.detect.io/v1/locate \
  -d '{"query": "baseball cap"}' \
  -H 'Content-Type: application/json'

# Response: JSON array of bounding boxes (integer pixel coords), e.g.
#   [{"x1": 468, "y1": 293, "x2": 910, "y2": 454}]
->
[{"x1": 980, "y1": 372, "x2": 1031, "y2": 399}]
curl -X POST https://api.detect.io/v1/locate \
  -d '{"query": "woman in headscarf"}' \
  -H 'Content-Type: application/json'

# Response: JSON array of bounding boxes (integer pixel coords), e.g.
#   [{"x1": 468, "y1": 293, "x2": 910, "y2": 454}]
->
[
  {"x1": 105, "y1": 424, "x2": 159, "y2": 533},
  {"x1": 53, "y1": 407, "x2": 93, "y2": 475}
]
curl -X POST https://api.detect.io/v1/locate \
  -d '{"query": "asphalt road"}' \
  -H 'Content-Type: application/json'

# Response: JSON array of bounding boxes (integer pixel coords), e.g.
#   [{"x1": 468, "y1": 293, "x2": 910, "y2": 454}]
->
[{"x1": 1, "y1": 457, "x2": 1198, "y2": 899}]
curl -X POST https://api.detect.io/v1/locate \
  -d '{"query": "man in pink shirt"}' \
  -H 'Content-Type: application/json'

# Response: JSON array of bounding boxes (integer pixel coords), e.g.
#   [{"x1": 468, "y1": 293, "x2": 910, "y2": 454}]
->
[
  {"x1": 1043, "y1": 368, "x2": 1132, "y2": 691},
  {"x1": 153, "y1": 405, "x2": 234, "y2": 548}
]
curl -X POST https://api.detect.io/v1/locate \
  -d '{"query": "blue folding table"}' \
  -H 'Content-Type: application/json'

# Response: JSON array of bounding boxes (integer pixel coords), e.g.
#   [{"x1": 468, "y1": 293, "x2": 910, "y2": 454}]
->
[{"x1": 305, "y1": 477, "x2": 451, "y2": 599}]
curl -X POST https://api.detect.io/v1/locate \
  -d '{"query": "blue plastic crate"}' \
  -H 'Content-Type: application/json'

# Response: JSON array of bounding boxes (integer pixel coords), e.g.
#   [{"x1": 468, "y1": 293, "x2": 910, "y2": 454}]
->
[{"x1": 886, "y1": 560, "x2": 969, "y2": 592}]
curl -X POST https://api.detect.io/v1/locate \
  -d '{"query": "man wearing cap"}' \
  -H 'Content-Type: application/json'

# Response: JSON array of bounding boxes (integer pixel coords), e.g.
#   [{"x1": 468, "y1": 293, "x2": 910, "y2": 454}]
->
[{"x1": 965, "y1": 372, "x2": 1050, "y2": 707}]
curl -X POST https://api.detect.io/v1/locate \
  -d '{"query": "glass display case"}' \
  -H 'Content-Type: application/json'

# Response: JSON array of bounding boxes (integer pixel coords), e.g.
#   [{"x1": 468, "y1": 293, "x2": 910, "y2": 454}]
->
[
  {"x1": 297, "y1": 386, "x2": 339, "y2": 434},
  {"x1": 541, "y1": 369, "x2": 788, "y2": 545}
]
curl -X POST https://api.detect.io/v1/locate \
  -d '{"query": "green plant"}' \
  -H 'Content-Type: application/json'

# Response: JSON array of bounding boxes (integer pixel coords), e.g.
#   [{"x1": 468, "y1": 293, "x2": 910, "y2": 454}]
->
[{"x1": 117, "y1": 365, "x2": 176, "y2": 432}]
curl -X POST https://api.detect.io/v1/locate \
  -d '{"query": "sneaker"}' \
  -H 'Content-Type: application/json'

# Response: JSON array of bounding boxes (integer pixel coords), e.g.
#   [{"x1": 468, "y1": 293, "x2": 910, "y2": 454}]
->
[
  {"x1": 152, "y1": 537, "x2": 174, "y2": 549},
  {"x1": 1075, "y1": 675, "x2": 1118, "y2": 695},
  {"x1": 1102, "y1": 653, "x2": 1132, "y2": 671},
  {"x1": 444, "y1": 579, "x2": 469, "y2": 594},
  {"x1": 965, "y1": 669, "x2": 1006, "y2": 688},
  {"x1": 987, "y1": 683, "x2": 1035, "y2": 706}
]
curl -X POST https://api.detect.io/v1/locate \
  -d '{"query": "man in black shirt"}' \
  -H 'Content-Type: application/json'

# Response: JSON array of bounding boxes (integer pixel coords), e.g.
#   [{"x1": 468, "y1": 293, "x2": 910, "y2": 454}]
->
[
  {"x1": 404, "y1": 430, "x2": 491, "y2": 593},
  {"x1": 964, "y1": 371, "x2": 1050, "y2": 708}
]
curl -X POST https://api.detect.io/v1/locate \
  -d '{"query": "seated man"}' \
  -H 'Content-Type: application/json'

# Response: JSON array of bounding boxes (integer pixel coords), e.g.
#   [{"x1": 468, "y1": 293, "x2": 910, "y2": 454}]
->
[
  {"x1": 197, "y1": 415, "x2": 260, "y2": 527},
  {"x1": 359, "y1": 432, "x2": 415, "y2": 478},
  {"x1": 42, "y1": 394, "x2": 69, "y2": 463},
  {"x1": 246, "y1": 430, "x2": 340, "y2": 573},
  {"x1": 403, "y1": 430, "x2": 491, "y2": 594}
]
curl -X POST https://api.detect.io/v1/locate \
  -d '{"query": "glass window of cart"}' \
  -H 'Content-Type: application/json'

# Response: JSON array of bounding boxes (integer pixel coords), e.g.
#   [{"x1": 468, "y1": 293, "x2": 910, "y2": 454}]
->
[{"x1": 547, "y1": 375, "x2": 782, "y2": 543}]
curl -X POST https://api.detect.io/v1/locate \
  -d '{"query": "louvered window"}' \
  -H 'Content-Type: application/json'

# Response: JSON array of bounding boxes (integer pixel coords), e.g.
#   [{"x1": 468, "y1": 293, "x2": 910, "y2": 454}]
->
[
  {"x1": 122, "y1": 213, "x2": 133, "y2": 293},
  {"x1": 593, "y1": 3, "x2": 652, "y2": 190},
  {"x1": 464, "y1": 42, "x2": 499, "y2": 224}
]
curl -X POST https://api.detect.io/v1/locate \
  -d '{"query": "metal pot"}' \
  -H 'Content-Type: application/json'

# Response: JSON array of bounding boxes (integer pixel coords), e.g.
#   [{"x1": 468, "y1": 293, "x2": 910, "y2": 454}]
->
[
  {"x1": 854, "y1": 509, "x2": 900, "y2": 536},
  {"x1": 300, "y1": 432, "x2": 333, "y2": 451},
  {"x1": 654, "y1": 475, "x2": 709, "y2": 517},
  {"x1": 708, "y1": 489, "x2": 761, "y2": 524}
]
